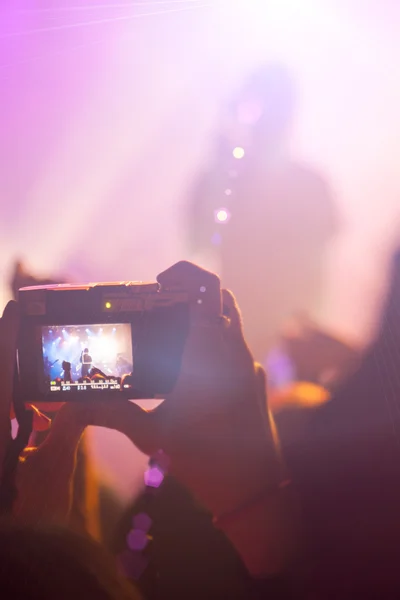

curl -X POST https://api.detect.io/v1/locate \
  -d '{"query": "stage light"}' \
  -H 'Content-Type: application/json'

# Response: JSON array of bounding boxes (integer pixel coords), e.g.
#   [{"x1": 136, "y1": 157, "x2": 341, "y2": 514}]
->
[
  {"x1": 62, "y1": 328, "x2": 66, "y2": 333},
  {"x1": 215, "y1": 208, "x2": 230, "y2": 223},
  {"x1": 232, "y1": 147, "x2": 245, "y2": 159},
  {"x1": 105, "y1": 301, "x2": 112, "y2": 309},
  {"x1": 91, "y1": 336, "x2": 117, "y2": 363},
  {"x1": 218, "y1": 0, "x2": 320, "y2": 43},
  {"x1": 49, "y1": 330, "x2": 53, "y2": 334},
  {"x1": 99, "y1": 328, "x2": 103, "y2": 333}
]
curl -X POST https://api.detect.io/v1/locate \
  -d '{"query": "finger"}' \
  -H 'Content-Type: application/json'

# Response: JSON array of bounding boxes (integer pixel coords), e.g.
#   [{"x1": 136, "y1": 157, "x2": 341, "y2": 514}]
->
[
  {"x1": 33, "y1": 404, "x2": 87, "y2": 459},
  {"x1": 14, "y1": 403, "x2": 89, "y2": 521},
  {"x1": 157, "y1": 261, "x2": 214, "y2": 288},
  {"x1": 33, "y1": 402, "x2": 65, "y2": 413},
  {"x1": 29, "y1": 406, "x2": 52, "y2": 432},
  {"x1": 221, "y1": 289, "x2": 245, "y2": 341},
  {"x1": 254, "y1": 362, "x2": 268, "y2": 411},
  {"x1": 253, "y1": 364, "x2": 286, "y2": 474},
  {"x1": 10, "y1": 403, "x2": 63, "y2": 424},
  {"x1": 222, "y1": 289, "x2": 254, "y2": 368},
  {"x1": 157, "y1": 261, "x2": 222, "y2": 320}
]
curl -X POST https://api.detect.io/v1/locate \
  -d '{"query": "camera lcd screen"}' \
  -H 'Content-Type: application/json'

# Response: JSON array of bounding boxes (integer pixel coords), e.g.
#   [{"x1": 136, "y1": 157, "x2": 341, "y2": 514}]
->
[{"x1": 41, "y1": 323, "x2": 134, "y2": 394}]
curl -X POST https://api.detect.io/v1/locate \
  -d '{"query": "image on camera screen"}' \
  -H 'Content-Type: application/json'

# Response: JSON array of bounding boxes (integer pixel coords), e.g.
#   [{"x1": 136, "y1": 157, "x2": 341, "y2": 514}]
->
[{"x1": 41, "y1": 323, "x2": 134, "y2": 393}]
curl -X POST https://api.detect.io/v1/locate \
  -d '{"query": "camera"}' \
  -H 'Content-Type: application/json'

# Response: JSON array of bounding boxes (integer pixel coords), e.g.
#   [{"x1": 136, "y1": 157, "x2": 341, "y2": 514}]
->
[{"x1": 17, "y1": 281, "x2": 190, "y2": 402}]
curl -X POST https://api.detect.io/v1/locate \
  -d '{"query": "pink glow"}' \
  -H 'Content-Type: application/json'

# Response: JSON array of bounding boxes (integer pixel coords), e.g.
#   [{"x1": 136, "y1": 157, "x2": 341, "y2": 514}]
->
[{"x1": 1, "y1": 0, "x2": 400, "y2": 504}]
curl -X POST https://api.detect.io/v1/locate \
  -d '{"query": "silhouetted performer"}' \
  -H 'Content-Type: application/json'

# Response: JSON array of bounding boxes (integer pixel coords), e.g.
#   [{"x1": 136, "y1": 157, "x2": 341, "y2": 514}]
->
[
  {"x1": 62, "y1": 361, "x2": 73, "y2": 383},
  {"x1": 188, "y1": 64, "x2": 338, "y2": 362},
  {"x1": 80, "y1": 348, "x2": 92, "y2": 378}
]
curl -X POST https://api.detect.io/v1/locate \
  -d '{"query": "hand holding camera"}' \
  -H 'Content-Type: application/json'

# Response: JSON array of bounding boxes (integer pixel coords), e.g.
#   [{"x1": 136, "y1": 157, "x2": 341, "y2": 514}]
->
[
  {"x1": 90, "y1": 261, "x2": 282, "y2": 519},
  {"x1": 0, "y1": 261, "x2": 289, "y2": 576},
  {"x1": 0, "y1": 303, "x2": 92, "y2": 522}
]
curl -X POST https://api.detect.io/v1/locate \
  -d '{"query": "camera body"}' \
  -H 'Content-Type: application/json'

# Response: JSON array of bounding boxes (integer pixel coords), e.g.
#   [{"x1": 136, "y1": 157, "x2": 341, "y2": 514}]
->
[{"x1": 17, "y1": 282, "x2": 190, "y2": 402}]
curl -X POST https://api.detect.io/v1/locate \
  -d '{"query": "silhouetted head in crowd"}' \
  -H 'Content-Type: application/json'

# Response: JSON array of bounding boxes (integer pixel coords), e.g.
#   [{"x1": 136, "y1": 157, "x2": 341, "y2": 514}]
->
[
  {"x1": 222, "y1": 63, "x2": 296, "y2": 155},
  {"x1": 0, "y1": 522, "x2": 140, "y2": 600},
  {"x1": 10, "y1": 260, "x2": 66, "y2": 300}
]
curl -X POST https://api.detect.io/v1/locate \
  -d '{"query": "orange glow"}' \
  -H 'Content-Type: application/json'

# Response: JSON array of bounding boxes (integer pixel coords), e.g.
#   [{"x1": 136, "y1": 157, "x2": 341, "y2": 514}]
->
[{"x1": 269, "y1": 382, "x2": 331, "y2": 412}]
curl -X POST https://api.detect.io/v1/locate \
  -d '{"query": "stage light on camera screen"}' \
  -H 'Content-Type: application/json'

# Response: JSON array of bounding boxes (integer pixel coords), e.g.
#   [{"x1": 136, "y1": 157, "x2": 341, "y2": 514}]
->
[{"x1": 41, "y1": 323, "x2": 134, "y2": 393}]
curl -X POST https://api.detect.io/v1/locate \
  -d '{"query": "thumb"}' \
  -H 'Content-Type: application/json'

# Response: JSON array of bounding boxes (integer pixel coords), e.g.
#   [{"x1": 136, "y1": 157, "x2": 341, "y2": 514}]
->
[
  {"x1": 87, "y1": 400, "x2": 163, "y2": 456},
  {"x1": 38, "y1": 403, "x2": 91, "y2": 456},
  {"x1": 15, "y1": 404, "x2": 89, "y2": 521}
]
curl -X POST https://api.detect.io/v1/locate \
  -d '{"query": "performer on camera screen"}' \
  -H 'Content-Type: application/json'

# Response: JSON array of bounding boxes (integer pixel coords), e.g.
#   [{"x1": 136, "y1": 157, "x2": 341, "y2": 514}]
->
[{"x1": 80, "y1": 348, "x2": 92, "y2": 378}]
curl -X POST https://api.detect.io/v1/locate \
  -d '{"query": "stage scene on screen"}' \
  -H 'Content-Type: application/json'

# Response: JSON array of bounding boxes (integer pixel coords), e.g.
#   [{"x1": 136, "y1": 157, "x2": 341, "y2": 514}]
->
[{"x1": 42, "y1": 323, "x2": 134, "y2": 392}]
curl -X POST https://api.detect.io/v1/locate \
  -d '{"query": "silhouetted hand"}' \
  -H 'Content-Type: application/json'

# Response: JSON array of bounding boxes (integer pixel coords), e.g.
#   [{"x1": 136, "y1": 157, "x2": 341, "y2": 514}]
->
[
  {"x1": 90, "y1": 262, "x2": 282, "y2": 517},
  {"x1": 0, "y1": 264, "x2": 291, "y2": 575},
  {"x1": 0, "y1": 302, "x2": 92, "y2": 523},
  {"x1": 0, "y1": 264, "x2": 281, "y2": 525}
]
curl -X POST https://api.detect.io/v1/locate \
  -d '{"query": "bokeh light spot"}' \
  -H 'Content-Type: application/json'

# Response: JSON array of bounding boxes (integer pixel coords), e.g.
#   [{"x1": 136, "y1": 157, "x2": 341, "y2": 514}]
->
[
  {"x1": 118, "y1": 549, "x2": 149, "y2": 581},
  {"x1": 133, "y1": 512, "x2": 152, "y2": 533},
  {"x1": 215, "y1": 208, "x2": 230, "y2": 223},
  {"x1": 144, "y1": 465, "x2": 164, "y2": 488},
  {"x1": 232, "y1": 146, "x2": 245, "y2": 159},
  {"x1": 127, "y1": 529, "x2": 149, "y2": 552}
]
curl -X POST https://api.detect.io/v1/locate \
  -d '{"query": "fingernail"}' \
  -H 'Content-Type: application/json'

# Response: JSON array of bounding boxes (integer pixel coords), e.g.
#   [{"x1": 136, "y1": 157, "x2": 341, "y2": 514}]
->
[{"x1": 222, "y1": 303, "x2": 231, "y2": 317}]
